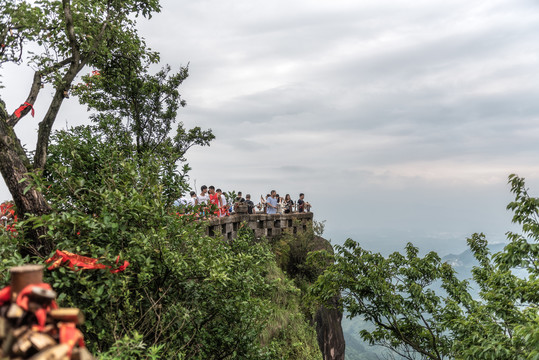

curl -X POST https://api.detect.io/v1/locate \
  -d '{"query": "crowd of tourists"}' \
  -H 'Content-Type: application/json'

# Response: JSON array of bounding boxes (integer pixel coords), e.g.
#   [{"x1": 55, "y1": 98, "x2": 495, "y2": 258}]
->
[
  {"x1": 174, "y1": 185, "x2": 311, "y2": 217},
  {"x1": 258, "y1": 190, "x2": 311, "y2": 214}
]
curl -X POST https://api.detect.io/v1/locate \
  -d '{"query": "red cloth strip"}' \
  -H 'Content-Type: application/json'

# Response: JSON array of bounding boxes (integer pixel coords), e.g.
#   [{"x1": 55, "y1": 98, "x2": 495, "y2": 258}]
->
[
  {"x1": 46, "y1": 250, "x2": 129, "y2": 273},
  {"x1": 14, "y1": 102, "x2": 35, "y2": 119}
]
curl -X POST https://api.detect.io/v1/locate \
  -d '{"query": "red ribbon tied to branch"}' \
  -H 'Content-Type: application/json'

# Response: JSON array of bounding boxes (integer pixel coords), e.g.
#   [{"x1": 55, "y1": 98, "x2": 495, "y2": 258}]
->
[
  {"x1": 14, "y1": 102, "x2": 35, "y2": 119},
  {"x1": 45, "y1": 250, "x2": 129, "y2": 273}
]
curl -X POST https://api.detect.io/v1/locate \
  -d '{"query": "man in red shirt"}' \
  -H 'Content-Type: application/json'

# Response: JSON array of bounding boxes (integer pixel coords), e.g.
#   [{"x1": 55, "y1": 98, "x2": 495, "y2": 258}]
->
[{"x1": 208, "y1": 186, "x2": 219, "y2": 215}]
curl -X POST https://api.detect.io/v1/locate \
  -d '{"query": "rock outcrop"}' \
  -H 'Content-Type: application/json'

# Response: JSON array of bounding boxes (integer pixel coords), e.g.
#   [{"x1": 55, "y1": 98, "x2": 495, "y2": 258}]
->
[
  {"x1": 315, "y1": 297, "x2": 346, "y2": 360},
  {"x1": 311, "y1": 236, "x2": 345, "y2": 360}
]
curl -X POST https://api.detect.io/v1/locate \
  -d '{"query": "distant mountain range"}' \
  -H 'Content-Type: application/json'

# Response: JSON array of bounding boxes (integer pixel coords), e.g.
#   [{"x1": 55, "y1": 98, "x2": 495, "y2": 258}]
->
[{"x1": 442, "y1": 242, "x2": 507, "y2": 269}]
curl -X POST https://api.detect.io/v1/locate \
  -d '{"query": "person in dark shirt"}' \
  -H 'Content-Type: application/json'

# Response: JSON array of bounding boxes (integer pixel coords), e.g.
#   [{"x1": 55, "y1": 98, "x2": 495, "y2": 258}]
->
[
  {"x1": 297, "y1": 193, "x2": 305, "y2": 212},
  {"x1": 284, "y1": 194, "x2": 293, "y2": 213},
  {"x1": 245, "y1": 194, "x2": 255, "y2": 214},
  {"x1": 297, "y1": 193, "x2": 311, "y2": 212},
  {"x1": 236, "y1": 191, "x2": 246, "y2": 203}
]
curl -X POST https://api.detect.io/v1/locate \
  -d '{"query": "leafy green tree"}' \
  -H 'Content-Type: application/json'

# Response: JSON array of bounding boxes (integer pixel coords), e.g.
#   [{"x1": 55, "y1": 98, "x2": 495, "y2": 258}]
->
[
  {"x1": 71, "y1": 62, "x2": 214, "y2": 207},
  {"x1": 309, "y1": 174, "x2": 539, "y2": 360},
  {"x1": 0, "y1": 0, "x2": 161, "y2": 247}
]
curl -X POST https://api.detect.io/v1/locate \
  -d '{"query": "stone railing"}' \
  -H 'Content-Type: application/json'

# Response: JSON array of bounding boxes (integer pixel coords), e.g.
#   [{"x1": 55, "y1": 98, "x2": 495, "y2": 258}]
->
[{"x1": 205, "y1": 212, "x2": 314, "y2": 240}]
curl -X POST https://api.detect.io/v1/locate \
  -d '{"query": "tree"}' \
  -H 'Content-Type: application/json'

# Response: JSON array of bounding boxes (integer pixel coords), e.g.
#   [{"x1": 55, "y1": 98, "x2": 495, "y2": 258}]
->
[
  {"x1": 0, "y1": 0, "x2": 161, "y2": 247},
  {"x1": 309, "y1": 174, "x2": 539, "y2": 360},
  {"x1": 72, "y1": 62, "x2": 214, "y2": 206}
]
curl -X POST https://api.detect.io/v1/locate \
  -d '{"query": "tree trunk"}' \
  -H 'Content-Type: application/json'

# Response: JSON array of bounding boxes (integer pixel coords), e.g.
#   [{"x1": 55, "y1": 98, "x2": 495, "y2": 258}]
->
[{"x1": 0, "y1": 112, "x2": 52, "y2": 256}]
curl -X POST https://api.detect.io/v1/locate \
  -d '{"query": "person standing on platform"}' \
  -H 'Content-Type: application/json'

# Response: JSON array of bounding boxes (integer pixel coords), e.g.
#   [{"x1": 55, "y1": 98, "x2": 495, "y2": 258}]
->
[
  {"x1": 188, "y1": 191, "x2": 197, "y2": 207},
  {"x1": 210, "y1": 186, "x2": 223, "y2": 217},
  {"x1": 297, "y1": 193, "x2": 311, "y2": 212},
  {"x1": 246, "y1": 194, "x2": 255, "y2": 214},
  {"x1": 266, "y1": 190, "x2": 278, "y2": 214},
  {"x1": 236, "y1": 191, "x2": 245, "y2": 203},
  {"x1": 198, "y1": 185, "x2": 209, "y2": 205},
  {"x1": 197, "y1": 185, "x2": 210, "y2": 217},
  {"x1": 217, "y1": 188, "x2": 227, "y2": 217},
  {"x1": 284, "y1": 194, "x2": 293, "y2": 213}
]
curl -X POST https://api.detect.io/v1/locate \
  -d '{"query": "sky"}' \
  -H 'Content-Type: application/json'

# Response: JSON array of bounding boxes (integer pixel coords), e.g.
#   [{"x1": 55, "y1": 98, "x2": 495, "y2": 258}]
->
[{"x1": 2, "y1": 0, "x2": 539, "y2": 255}]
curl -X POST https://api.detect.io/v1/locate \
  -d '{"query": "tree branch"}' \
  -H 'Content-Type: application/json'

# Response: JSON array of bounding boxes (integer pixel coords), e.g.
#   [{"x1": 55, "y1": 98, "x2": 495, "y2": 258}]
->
[
  {"x1": 33, "y1": 60, "x2": 83, "y2": 170},
  {"x1": 62, "y1": 0, "x2": 80, "y2": 63},
  {"x1": 6, "y1": 72, "x2": 41, "y2": 127},
  {"x1": 6, "y1": 57, "x2": 74, "y2": 127},
  {"x1": 419, "y1": 312, "x2": 442, "y2": 359},
  {"x1": 0, "y1": 101, "x2": 31, "y2": 169},
  {"x1": 375, "y1": 310, "x2": 441, "y2": 360},
  {"x1": 86, "y1": 3, "x2": 112, "y2": 58}
]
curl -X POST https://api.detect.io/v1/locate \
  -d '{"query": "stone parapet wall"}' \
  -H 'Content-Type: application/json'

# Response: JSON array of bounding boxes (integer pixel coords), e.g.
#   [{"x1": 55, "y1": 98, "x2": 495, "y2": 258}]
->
[{"x1": 205, "y1": 212, "x2": 314, "y2": 240}]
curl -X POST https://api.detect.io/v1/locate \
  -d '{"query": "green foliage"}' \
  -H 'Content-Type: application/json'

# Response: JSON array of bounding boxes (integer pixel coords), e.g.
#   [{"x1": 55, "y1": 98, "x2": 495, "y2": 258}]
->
[
  {"x1": 31, "y1": 132, "x2": 270, "y2": 357},
  {"x1": 73, "y1": 64, "x2": 214, "y2": 165},
  {"x1": 225, "y1": 191, "x2": 237, "y2": 207},
  {"x1": 1, "y1": 0, "x2": 160, "y2": 84},
  {"x1": 310, "y1": 240, "x2": 455, "y2": 359},
  {"x1": 0, "y1": 229, "x2": 29, "y2": 286},
  {"x1": 42, "y1": 116, "x2": 208, "y2": 213},
  {"x1": 68, "y1": 54, "x2": 214, "y2": 206},
  {"x1": 0, "y1": 0, "x2": 170, "y2": 249},
  {"x1": 259, "y1": 262, "x2": 321, "y2": 360},
  {"x1": 97, "y1": 332, "x2": 166, "y2": 360},
  {"x1": 273, "y1": 220, "x2": 331, "y2": 294},
  {"x1": 310, "y1": 174, "x2": 539, "y2": 360}
]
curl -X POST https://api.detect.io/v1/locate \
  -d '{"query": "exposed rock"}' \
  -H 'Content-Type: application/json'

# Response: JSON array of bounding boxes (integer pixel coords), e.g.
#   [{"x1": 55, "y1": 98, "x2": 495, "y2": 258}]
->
[
  {"x1": 315, "y1": 297, "x2": 345, "y2": 360},
  {"x1": 311, "y1": 236, "x2": 345, "y2": 360}
]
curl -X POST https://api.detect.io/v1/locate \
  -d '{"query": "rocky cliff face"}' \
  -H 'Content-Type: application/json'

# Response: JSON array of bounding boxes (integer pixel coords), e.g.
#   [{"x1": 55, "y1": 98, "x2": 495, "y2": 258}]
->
[
  {"x1": 315, "y1": 297, "x2": 346, "y2": 360},
  {"x1": 311, "y1": 236, "x2": 345, "y2": 360}
]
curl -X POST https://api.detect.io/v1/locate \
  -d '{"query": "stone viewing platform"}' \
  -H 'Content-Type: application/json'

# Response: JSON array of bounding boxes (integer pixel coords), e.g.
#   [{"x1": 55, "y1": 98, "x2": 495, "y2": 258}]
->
[{"x1": 205, "y1": 212, "x2": 314, "y2": 240}]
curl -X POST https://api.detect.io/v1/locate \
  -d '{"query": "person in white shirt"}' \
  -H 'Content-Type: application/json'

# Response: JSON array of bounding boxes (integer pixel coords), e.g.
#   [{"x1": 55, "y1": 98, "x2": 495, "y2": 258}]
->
[
  {"x1": 197, "y1": 185, "x2": 209, "y2": 205},
  {"x1": 174, "y1": 194, "x2": 188, "y2": 207},
  {"x1": 187, "y1": 191, "x2": 197, "y2": 207},
  {"x1": 216, "y1": 188, "x2": 227, "y2": 217}
]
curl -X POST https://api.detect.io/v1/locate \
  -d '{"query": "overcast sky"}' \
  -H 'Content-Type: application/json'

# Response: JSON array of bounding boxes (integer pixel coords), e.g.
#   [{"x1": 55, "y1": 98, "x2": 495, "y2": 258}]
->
[{"x1": 2, "y1": 0, "x2": 539, "y2": 255}]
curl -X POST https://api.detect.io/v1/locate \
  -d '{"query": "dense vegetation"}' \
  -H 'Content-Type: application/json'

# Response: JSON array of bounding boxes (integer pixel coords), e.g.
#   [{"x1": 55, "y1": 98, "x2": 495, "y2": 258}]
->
[
  {"x1": 0, "y1": 119, "x2": 321, "y2": 359},
  {"x1": 310, "y1": 174, "x2": 539, "y2": 360}
]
